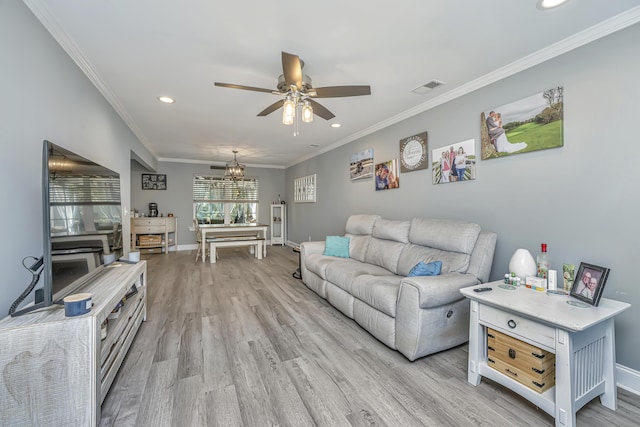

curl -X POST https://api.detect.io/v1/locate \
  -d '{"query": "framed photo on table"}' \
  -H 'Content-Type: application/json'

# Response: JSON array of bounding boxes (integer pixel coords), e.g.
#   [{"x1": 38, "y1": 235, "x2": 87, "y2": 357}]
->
[{"x1": 570, "y1": 262, "x2": 609, "y2": 306}]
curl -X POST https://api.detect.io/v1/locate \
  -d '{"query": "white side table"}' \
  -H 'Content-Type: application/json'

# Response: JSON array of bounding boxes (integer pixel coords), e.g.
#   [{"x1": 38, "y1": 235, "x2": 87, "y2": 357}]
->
[{"x1": 461, "y1": 282, "x2": 630, "y2": 427}]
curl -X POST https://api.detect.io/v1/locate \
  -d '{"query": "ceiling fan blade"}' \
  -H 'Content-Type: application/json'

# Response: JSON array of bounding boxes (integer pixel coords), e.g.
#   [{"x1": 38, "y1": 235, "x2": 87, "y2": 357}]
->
[
  {"x1": 215, "y1": 82, "x2": 276, "y2": 94},
  {"x1": 257, "y1": 100, "x2": 284, "y2": 117},
  {"x1": 311, "y1": 85, "x2": 371, "y2": 98},
  {"x1": 282, "y1": 52, "x2": 303, "y2": 91},
  {"x1": 308, "y1": 99, "x2": 335, "y2": 120}
]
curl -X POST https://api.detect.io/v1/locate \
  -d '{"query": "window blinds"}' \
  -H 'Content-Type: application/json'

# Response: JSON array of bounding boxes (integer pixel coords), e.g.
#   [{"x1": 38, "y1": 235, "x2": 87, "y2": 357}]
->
[
  {"x1": 49, "y1": 175, "x2": 121, "y2": 205},
  {"x1": 193, "y1": 176, "x2": 259, "y2": 203}
]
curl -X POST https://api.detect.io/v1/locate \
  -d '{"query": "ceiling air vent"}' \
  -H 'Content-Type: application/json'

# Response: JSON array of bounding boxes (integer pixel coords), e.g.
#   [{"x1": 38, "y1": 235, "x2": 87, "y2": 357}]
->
[{"x1": 411, "y1": 80, "x2": 444, "y2": 95}]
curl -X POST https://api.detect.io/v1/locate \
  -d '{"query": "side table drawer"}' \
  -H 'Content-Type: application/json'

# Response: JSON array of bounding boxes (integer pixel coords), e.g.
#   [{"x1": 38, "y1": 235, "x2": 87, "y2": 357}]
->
[
  {"x1": 134, "y1": 226, "x2": 166, "y2": 234},
  {"x1": 133, "y1": 218, "x2": 166, "y2": 226},
  {"x1": 479, "y1": 304, "x2": 555, "y2": 350}
]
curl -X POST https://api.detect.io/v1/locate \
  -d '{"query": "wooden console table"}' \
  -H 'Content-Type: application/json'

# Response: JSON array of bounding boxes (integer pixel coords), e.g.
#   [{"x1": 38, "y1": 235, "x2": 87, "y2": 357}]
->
[{"x1": 461, "y1": 282, "x2": 629, "y2": 427}]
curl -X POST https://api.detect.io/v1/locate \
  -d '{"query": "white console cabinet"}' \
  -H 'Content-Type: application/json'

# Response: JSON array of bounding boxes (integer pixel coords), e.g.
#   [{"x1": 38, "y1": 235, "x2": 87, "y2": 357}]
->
[{"x1": 0, "y1": 261, "x2": 147, "y2": 426}]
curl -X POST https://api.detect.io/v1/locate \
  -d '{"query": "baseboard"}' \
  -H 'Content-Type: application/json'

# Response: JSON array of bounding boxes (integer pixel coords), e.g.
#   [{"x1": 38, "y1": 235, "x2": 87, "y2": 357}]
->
[
  {"x1": 617, "y1": 364, "x2": 640, "y2": 395},
  {"x1": 177, "y1": 244, "x2": 198, "y2": 251}
]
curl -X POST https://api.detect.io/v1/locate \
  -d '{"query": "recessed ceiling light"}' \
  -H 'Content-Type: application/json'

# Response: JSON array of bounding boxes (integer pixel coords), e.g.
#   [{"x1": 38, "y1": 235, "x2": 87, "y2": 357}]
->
[
  {"x1": 536, "y1": 0, "x2": 569, "y2": 10},
  {"x1": 330, "y1": 123, "x2": 341, "y2": 128},
  {"x1": 158, "y1": 96, "x2": 175, "y2": 104}
]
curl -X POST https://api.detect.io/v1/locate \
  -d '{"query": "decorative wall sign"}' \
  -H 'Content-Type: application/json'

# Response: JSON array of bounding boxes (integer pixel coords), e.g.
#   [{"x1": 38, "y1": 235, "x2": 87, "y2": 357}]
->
[
  {"x1": 142, "y1": 173, "x2": 167, "y2": 190},
  {"x1": 431, "y1": 139, "x2": 476, "y2": 184},
  {"x1": 375, "y1": 159, "x2": 400, "y2": 191},
  {"x1": 481, "y1": 86, "x2": 564, "y2": 160},
  {"x1": 294, "y1": 174, "x2": 316, "y2": 203},
  {"x1": 350, "y1": 148, "x2": 374, "y2": 181},
  {"x1": 399, "y1": 132, "x2": 428, "y2": 173}
]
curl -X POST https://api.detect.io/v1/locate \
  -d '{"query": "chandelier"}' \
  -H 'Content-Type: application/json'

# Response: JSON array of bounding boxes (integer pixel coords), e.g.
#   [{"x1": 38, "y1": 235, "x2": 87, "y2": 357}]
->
[
  {"x1": 224, "y1": 150, "x2": 245, "y2": 181},
  {"x1": 282, "y1": 87, "x2": 313, "y2": 136}
]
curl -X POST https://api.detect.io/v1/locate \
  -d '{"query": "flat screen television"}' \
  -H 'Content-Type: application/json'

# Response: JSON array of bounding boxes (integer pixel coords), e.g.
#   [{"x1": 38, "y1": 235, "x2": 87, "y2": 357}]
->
[{"x1": 12, "y1": 140, "x2": 122, "y2": 316}]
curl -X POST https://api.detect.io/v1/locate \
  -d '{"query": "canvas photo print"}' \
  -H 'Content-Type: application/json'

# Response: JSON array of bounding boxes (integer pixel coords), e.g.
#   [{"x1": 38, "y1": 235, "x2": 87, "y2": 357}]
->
[
  {"x1": 481, "y1": 86, "x2": 564, "y2": 160},
  {"x1": 350, "y1": 148, "x2": 374, "y2": 181},
  {"x1": 432, "y1": 139, "x2": 476, "y2": 184},
  {"x1": 374, "y1": 159, "x2": 399, "y2": 191}
]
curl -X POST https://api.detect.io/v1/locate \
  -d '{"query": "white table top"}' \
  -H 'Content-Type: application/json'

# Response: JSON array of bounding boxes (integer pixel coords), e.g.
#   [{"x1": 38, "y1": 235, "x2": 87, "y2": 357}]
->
[{"x1": 461, "y1": 281, "x2": 630, "y2": 332}]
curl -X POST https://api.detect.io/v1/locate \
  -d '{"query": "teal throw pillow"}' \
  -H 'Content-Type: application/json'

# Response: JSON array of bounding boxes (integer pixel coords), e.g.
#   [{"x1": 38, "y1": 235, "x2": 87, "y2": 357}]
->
[
  {"x1": 407, "y1": 260, "x2": 442, "y2": 277},
  {"x1": 324, "y1": 236, "x2": 350, "y2": 258}
]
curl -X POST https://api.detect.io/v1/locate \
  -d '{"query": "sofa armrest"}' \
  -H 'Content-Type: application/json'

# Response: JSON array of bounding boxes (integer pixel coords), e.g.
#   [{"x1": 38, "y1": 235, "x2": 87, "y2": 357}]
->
[
  {"x1": 400, "y1": 273, "x2": 480, "y2": 309},
  {"x1": 300, "y1": 240, "x2": 325, "y2": 258}
]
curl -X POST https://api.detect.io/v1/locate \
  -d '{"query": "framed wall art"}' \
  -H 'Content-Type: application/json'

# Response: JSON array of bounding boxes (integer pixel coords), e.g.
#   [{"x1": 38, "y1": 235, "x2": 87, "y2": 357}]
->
[
  {"x1": 142, "y1": 173, "x2": 167, "y2": 190},
  {"x1": 399, "y1": 132, "x2": 428, "y2": 173},
  {"x1": 375, "y1": 159, "x2": 399, "y2": 191},
  {"x1": 431, "y1": 139, "x2": 476, "y2": 184},
  {"x1": 294, "y1": 174, "x2": 316, "y2": 203},
  {"x1": 481, "y1": 86, "x2": 564, "y2": 160},
  {"x1": 350, "y1": 148, "x2": 374, "y2": 181}
]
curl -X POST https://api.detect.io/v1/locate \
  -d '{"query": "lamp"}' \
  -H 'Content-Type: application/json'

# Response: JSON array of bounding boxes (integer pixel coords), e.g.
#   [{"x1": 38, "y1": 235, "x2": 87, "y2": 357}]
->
[
  {"x1": 301, "y1": 100, "x2": 314, "y2": 123},
  {"x1": 282, "y1": 96, "x2": 295, "y2": 125},
  {"x1": 224, "y1": 150, "x2": 245, "y2": 181}
]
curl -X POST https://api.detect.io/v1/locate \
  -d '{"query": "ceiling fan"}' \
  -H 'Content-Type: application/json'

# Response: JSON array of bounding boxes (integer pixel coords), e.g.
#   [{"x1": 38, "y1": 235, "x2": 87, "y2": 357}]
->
[{"x1": 215, "y1": 52, "x2": 371, "y2": 123}]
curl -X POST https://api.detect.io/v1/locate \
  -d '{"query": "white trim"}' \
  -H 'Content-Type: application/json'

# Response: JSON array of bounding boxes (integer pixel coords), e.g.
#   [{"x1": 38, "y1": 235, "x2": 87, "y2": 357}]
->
[
  {"x1": 158, "y1": 157, "x2": 285, "y2": 169},
  {"x1": 617, "y1": 364, "x2": 640, "y2": 396}
]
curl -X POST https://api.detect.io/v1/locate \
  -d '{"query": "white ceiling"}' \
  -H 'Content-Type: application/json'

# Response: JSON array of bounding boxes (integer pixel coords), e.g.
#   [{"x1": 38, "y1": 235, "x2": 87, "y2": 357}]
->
[{"x1": 24, "y1": 0, "x2": 640, "y2": 168}]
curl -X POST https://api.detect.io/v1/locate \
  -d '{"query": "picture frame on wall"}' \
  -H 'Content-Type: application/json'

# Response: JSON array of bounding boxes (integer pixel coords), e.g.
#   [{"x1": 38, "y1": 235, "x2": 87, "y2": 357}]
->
[
  {"x1": 399, "y1": 132, "x2": 428, "y2": 173},
  {"x1": 570, "y1": 262, "x2": 610, "y2": 307},
  {"x1": 481, "y1": 86, "x2": 564, "y2": 160},
  {"x1": 374, "y1": 159, "x2": 399, "y2": 191},
  {"x1": 431, "y1": 139, "x2": 476, "y2": 184},
  {"x1": 142, "y1": 173, "x2": 167, "y2": 190},
  {"x1": 350, "y1": 148, "x2": 374, "y2": 181}
]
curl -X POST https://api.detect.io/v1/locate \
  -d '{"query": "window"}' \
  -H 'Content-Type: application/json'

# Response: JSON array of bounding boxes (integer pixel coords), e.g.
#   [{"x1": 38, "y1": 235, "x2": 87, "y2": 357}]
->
[{"x1": 193, "y1": 176, "x2": 259, "y2": 224}]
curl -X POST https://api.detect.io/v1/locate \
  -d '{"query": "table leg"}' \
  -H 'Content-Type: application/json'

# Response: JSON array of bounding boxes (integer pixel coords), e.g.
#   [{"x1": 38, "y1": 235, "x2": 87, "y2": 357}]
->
[
  {"x1": 599, "y1": 319, "x2": 618, "y2": 410},
  {"x1": 467, "y1": 300, "x2": 483, "y2": 386},
  {"x1": 555, "y1": 329, "x2": 576, "y2": 426},
  {"x1": 201, "y1": 230, "x2": 206, "y2": 263}
]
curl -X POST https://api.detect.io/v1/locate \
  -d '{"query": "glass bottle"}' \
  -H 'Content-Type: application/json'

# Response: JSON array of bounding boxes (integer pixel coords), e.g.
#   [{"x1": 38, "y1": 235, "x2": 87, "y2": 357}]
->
[{"x1": 537, "y1": 243, "x2": 550, "y2": 279}]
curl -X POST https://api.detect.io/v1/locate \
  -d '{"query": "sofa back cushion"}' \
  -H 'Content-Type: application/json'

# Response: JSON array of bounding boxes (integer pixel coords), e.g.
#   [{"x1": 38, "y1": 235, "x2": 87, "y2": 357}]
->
[
  {"x1": 345, "y1": 214, "x2": 380, "y2": 235},
  {"x1": 346, "y1": 234, "x2": 372, "y2": 262},
  {"x1": 344, "y1": 214, "x2": 380, "y2": 262},
  {"x1": 397, "y1": 244, "x2": 470, "y2": 276},
  {"x1": 409, "y1": 218, "x2": 481, "y2": 254},
  {"x1": 363, "y1": 219, "x2": 411, "y2": 274}
]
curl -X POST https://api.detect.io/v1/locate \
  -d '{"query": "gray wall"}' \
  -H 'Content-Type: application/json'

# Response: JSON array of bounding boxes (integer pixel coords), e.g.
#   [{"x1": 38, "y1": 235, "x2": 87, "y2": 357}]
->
[
  {"x1": 286, "y1": 23, "x2": 640, "y2": 370},
  {"x1": 0, "y1": 1, "x2": 154, "y2": 313},
  {"x1": 131, "y1": 162, "x2": 286, "y2": 245}
]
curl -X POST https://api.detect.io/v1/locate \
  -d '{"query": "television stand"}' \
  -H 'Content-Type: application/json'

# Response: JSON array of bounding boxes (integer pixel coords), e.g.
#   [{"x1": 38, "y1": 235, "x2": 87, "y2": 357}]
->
[{"x1": 0, "y1": 261, "x2": 147, "y2": 426}]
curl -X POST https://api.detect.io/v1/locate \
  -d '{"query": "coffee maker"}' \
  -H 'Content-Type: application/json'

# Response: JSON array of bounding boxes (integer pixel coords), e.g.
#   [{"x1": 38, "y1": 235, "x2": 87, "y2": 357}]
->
[{"x1": 148, "y1": 202, "x2": 158, "y2": 217}]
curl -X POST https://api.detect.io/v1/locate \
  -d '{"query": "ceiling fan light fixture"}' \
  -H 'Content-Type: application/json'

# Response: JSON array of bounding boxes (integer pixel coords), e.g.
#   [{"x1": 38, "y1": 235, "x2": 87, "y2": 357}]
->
[
  {"x1": 282, "y1": 96, "x2": 295, "y2": 125},
  {"x1": 224, "y1": 150, "x2": 245, "y2": 181},
  {"x1": 301, "y1": 100, "x2": 313, "y2": 123}
]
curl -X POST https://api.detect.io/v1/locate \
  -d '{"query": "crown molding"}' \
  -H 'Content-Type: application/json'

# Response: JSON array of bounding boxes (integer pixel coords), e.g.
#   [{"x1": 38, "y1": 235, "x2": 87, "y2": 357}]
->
[
  {"x1": 157, "y1": 157, "x2": 285, "y2": 169},
  {"x1": 22, "y1": 0, "x2": 158, "y2": 159},
  {"x1": 287, "y1": 5, "x2": 640, "y2": 168}
]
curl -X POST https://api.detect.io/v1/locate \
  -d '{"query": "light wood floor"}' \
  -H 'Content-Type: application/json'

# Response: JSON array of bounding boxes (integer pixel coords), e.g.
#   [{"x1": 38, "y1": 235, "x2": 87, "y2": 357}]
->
[{"x1": 100, "y1": 247, "x2": 640, "y2": 426}]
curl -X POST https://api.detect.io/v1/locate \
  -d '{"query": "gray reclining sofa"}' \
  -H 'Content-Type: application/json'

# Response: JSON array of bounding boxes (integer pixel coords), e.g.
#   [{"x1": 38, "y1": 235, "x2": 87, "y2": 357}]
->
[{"x1": 300, "y1": 214, "x2": 497, "y2": 361}]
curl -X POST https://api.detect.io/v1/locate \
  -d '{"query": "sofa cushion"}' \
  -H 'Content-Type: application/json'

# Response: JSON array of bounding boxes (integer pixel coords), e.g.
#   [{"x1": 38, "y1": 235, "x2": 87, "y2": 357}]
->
[
  {"x1": 304, "y1": 253, "x2": 339, "y2": 280},
  {"x1": 351, "y1": 275, "x2": 402, "y2": 317},
  {"x1": 345, "y1": 214, "x2": 380, "y2": 235},
  {"x1": 372, "y1": 219, "x2": 411, "y2": 243},
  {"x1": 409, "y1": 218, "x2": 481, "y2": 254},
  {"x1": 324, "y1": 236, "x2": 350, "y2": 258},
  {"x1": 364, "y1": 237, "x2": 406, "y2": 274},
  {"x1": 407, "y1": 260, "x2": 442, "y2": 277},
  {"x1": 325, "y1": 259, "x2": 390, "y2": 294},
  {"x1": 397, "y1": 244, "x2": 470, "y2": 276},
  {"x1": 346, "y1": 234, "x2": 372, "y2": 262}
]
